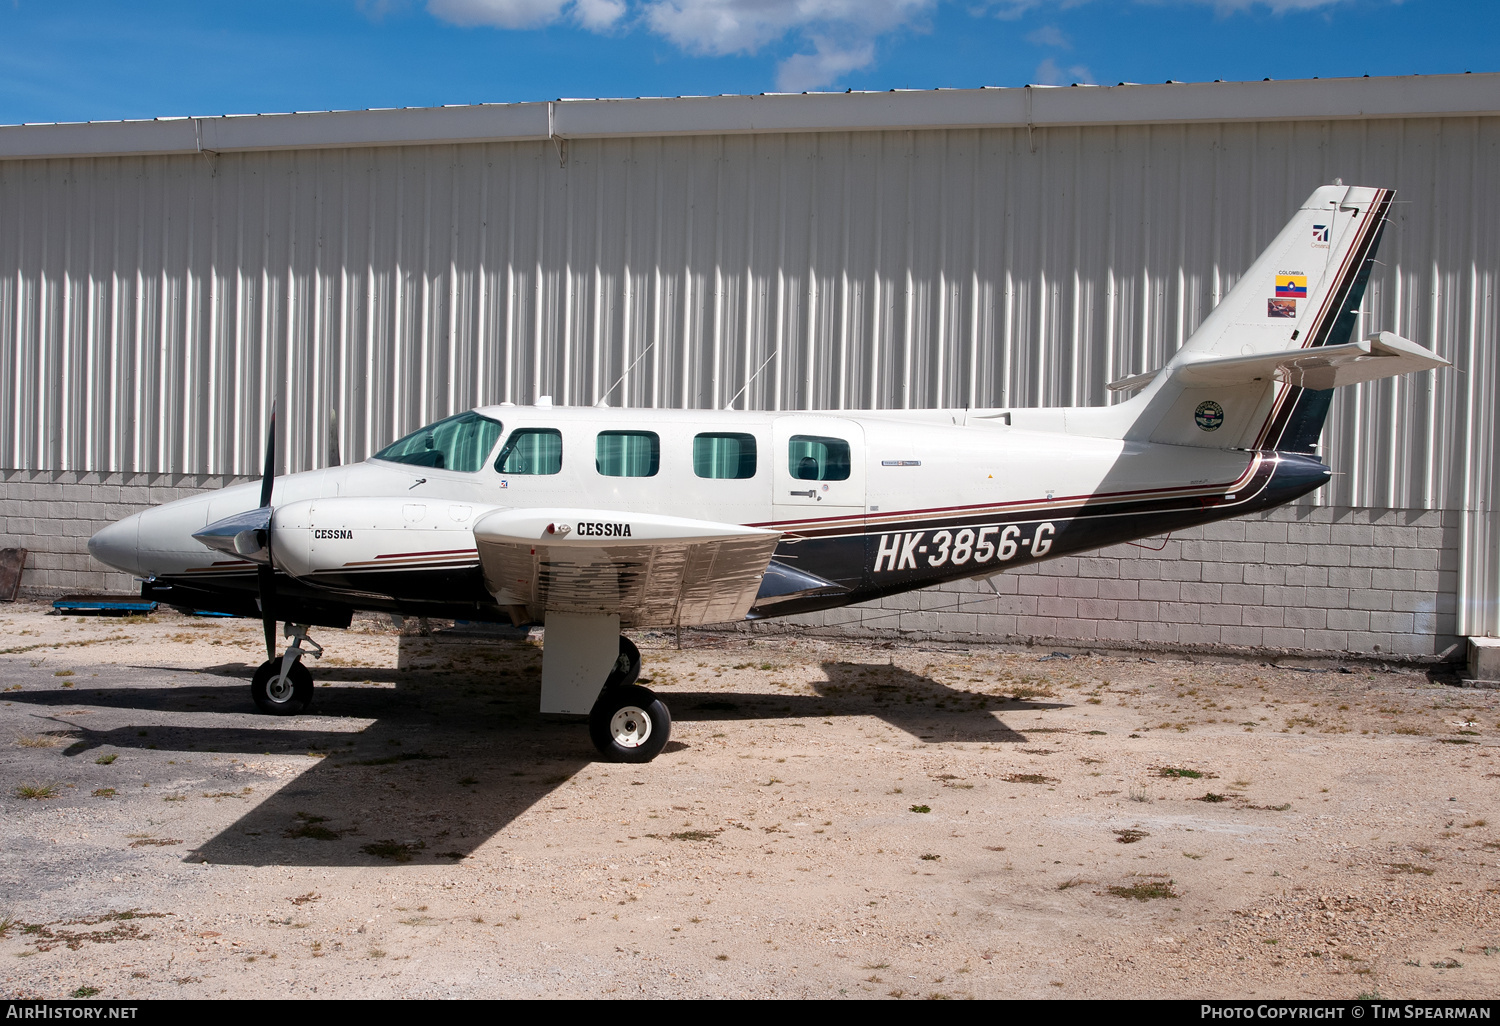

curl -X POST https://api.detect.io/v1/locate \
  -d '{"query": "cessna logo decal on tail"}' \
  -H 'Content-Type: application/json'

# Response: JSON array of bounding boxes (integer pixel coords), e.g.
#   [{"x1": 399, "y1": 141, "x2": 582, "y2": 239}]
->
[{"x1": 87, "y1": 183, "x2": 1450, "y2": 764}]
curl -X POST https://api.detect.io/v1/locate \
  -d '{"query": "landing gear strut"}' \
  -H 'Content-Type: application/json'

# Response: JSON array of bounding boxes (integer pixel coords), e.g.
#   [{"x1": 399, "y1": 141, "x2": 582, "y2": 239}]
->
[
  {"x1": 250, "y1": 623, "x2": 321, "y2": 715},
  {"x1": 606, "y1": 635, "x2": 642, "y2": 689}
]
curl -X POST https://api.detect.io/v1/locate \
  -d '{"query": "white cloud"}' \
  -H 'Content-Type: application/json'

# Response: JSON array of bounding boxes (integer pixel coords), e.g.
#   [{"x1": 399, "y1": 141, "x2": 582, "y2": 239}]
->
[
  {"x1": 428, "y1": 0, "x2": 571, "y2": 29},
  {"x1": 426, "y1": 0, "x2": 628, "y2": 31},
  {"x1": 1034, "y1": 56, "x2": 1092, "y2": 84},
  {"x1": 776, "y1": 35, "x2": 876, "y2": 92},
  {"x1": 642, "y1": 0, "x2": 929, "y2": 56},
  {"x1": 574, "y1": 0, "x2": 628, "y2": 29},
  {"x1": 980, "y1": 0, "x2": 1089, "y2": 19},
  {"x1": 428, "y1": 0, "x2": 936, "y2": 91},
  {"x1": 986, "y1": 0, "x2": 1348, "y2": 18},
  {"x1": 356, "y1": 0, "x2": 411, "y2": 19},
  {"x1": 1187, "y1": 0, "x2": 1348, "y2": 10},
  {"x1": 1025, "y1": 23, "x2": 1069, "y2": 47}
]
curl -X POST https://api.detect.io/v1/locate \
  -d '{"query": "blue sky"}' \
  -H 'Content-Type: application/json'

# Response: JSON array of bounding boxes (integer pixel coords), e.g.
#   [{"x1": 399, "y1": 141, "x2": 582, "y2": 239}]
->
[{"x1": 0, "y1": 0, "x2": 1492, "y2": 124}]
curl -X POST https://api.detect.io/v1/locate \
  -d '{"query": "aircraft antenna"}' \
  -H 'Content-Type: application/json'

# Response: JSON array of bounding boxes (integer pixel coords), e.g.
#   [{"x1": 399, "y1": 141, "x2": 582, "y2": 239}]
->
[
  {"x1": 723, "y1": 350, "x2": 780, "y2": 411},
  {"x1": 595, "y1": 342, "x2": 656, "y2": 407}
]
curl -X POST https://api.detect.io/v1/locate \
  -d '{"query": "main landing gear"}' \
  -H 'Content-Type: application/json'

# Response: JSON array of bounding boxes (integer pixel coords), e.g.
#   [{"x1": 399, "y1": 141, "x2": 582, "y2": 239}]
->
[
  {"x1": 588, "y1": 636, "x2": 671, "y2": 763},
  {"x1": 540, "y1": 615, "x2": 671, "y2": 762},
  {"x1": 250, "y1": 623, "x2": 321, "y2": 715}
]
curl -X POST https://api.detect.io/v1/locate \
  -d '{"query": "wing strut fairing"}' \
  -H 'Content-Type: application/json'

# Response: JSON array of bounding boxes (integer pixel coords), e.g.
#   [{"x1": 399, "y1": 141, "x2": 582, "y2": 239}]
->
[{"x1": 749, "y1": 561, "x2": 849, "y2": 616}]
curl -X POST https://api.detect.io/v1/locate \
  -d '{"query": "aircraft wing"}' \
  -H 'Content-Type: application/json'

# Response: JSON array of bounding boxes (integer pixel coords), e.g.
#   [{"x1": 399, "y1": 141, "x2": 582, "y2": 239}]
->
[{"x1": 472, "y1": 508, "x2": 781, "y2": 627}]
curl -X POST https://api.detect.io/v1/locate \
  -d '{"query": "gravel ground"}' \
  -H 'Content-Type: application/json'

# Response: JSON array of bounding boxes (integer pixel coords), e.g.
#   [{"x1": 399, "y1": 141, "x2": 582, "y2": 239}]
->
[{"x1": 0, "y1": 601, "x2": 1496, "y2": 1000}]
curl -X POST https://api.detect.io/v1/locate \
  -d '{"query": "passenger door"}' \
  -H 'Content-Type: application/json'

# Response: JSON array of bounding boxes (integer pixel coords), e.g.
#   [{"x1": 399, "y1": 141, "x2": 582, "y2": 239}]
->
[{"x1": 771, "y1": 416, "x2": 866, "y2": 531}]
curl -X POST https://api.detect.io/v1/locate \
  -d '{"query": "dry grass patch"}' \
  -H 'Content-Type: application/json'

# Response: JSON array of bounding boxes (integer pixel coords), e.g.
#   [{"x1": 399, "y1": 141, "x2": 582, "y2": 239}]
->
[
  {"x1": 1003, "y1": 773, "x2": 1057, "y2": 785},
  {"x1": 1105, "y1": 877, "x2": 1179, "y2": 901},
  {"x1": 15, "y1": 733, "x2": 73, "y2": 749},
  {"x1": 14, "y1": 783, "x2": 59, "y2": 800}
]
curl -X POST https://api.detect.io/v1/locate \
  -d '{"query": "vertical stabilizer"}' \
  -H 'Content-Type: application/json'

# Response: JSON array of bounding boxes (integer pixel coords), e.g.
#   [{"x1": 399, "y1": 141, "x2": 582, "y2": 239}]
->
[{"x1": 1118, "y1": 185, "x2": 1395, "y2": 452}]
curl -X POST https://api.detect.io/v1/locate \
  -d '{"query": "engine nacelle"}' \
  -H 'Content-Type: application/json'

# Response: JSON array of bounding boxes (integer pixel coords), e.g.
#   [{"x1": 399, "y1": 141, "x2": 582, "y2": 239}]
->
[{"x1": 269, "y1": 497, "x2": 499, "y2": 589}]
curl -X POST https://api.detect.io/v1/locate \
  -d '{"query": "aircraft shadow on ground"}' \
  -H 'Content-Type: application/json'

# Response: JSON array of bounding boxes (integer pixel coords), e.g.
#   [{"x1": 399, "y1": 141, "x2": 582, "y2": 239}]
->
[
  {"x1": 4, "y1": 641, "x2": 1064, "y2": 868},
  {"x1": 125, "y1": 662, "x2": 411, "y2": 684}
]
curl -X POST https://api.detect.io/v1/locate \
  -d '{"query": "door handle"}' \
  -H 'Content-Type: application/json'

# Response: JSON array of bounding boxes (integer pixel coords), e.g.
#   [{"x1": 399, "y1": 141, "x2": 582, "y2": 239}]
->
[{"x1": 788, "y1": 489, "x2": 818, "y2": 499}]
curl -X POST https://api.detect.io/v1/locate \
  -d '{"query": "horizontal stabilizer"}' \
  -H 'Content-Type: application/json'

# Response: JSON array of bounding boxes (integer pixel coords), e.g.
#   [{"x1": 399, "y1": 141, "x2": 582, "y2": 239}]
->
[
  {"x1": 472, "y1": 508, "x2": 781, "y2": 627},
  {"x1": 1105, "y1": 369, "x2": 1159, "y2": 393},
  {"x1": 1111, "y1": 333, "x2": 1446, "y2": 397},
  {"x1": 1174, "y1": 332, "x2": 1449, "y2": 390}
]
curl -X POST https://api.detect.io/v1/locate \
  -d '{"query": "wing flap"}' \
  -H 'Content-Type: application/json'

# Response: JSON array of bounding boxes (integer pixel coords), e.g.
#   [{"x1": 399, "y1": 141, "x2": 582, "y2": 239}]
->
[{"x1": 472, "y1": 508, "x2": 781, "y2": 627}]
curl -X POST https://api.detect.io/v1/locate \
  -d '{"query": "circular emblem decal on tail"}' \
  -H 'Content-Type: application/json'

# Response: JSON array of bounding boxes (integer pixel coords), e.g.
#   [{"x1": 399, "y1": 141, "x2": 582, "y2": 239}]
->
[{"x1": 1194, "y1": 400, "x2": 1225, "y2": 432}]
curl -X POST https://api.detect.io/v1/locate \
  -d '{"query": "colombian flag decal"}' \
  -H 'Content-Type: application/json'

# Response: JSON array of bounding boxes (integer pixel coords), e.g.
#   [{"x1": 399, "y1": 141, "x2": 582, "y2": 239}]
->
[{"x1": 1275, "y1": 274, "x2": 1308, "y2": 299}]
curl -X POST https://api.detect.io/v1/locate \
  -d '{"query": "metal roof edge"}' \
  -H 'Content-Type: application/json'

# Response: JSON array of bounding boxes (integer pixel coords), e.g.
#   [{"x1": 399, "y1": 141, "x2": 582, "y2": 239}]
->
[
  {"x1": 2, "y1": 74, "x2": 1497, "y2": 161},
  {"x1": 0, "y1": 103, "x2": 553, "y2": 161}
]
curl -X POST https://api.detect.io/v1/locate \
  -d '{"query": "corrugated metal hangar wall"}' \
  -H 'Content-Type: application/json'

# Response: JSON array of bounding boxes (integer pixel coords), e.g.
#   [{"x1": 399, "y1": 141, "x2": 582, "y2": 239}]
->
[{"x1": 1, "y1": 76, "x2": 1496, "y2": 657}]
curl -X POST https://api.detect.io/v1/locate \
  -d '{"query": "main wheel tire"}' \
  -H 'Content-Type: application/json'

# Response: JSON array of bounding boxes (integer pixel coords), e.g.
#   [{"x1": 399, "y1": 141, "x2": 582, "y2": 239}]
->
[
  {"x1": 604, "y1": 635, "x2": 642, "y2": 690},
  {"x1": 250, "y1": 658, "x2": 313, "y2": 715},
  {"x1": 589, "y1": 684, "x2": 670, "y2": 763}
]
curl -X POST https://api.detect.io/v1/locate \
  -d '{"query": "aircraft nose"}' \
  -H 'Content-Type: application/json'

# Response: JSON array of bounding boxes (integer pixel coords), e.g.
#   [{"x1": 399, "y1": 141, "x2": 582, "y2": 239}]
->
[{"x1": 88, "y1": 514, "x2": 143, "y2": 576}]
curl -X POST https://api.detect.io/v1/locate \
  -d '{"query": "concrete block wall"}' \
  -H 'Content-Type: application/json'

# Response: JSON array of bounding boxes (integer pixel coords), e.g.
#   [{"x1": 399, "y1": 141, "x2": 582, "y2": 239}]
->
[
  {"x1": 0, "y1": 471, "x2": 1464, "y2": 661},
  {"x1": 0, "y1": 470, "x2": 255, "y2": 594},
  {"x1": 788, "y1": 505, "x2": 1463, "y2": 662}
]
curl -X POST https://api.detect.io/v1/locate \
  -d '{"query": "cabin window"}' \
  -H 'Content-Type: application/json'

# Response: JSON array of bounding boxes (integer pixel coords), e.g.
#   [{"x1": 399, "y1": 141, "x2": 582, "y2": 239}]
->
[
  {"x1": 494, "y1": 428, "x2": 563, "y2": 475},
  {"x1": 787, "y1": 435, "x2": 851, "y2": 481},
  {"x1": 596, "y1": 431, "x2": 660, "y2": 477},
  {"x1": 372, "y1": 411, "x2": 503, "y2": 473},
  {"x1": 693, "y1": 433, "x2": 757, "y2": 479}
]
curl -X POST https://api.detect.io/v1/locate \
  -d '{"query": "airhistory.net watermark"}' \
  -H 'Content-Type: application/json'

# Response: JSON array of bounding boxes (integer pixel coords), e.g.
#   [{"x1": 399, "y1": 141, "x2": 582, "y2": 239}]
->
[{"x1": 5, "y1": 1007, "x2": 138, "y2": 1019}]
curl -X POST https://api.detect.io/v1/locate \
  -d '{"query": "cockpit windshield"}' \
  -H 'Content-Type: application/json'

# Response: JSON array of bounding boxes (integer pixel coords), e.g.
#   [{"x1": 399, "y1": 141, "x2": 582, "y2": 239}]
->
[{"x1": 372, "y1": 411, "x2": 503, "y2": 472}]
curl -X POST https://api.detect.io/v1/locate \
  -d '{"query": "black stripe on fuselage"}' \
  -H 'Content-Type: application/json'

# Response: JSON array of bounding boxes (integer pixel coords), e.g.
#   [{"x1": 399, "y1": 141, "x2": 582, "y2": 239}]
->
[{"x1": 753, "y1": 450, "x2": 1328, "y2": 616}]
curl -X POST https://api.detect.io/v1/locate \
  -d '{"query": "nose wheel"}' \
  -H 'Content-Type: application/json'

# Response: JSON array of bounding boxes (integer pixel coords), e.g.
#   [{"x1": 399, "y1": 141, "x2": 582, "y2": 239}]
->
[
  {"x1": 251, "y1": 658, "x2": 313, "y2": 714},
  {"x1": 249, "y1": 623, "x2": 321, "y2": 715}
]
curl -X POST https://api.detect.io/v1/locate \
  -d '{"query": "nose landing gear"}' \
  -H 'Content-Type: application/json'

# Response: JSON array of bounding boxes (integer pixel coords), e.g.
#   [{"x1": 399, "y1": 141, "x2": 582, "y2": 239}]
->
[{"x1": 250, "y1": 623, "x2": 322, "y2": 715}]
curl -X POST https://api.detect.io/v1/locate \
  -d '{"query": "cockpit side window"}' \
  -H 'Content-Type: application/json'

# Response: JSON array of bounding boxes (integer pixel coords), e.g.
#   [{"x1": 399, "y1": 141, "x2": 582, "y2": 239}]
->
[
  {"x1": 372, "y1": 412, "x2": 503, "y2": 472},
  {"x1": 495, "y1": 428, "x2": 563, "y2": 475},
  {"x1": 787, "y1": 435, "x2": 851, "y2": 481}
]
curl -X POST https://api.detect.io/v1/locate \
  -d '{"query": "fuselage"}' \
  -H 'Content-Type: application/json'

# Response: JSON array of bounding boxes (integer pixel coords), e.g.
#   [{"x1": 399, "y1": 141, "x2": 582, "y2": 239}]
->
[{"x1": 89, "y1": 403, "x2": 1332, "y2": 626}]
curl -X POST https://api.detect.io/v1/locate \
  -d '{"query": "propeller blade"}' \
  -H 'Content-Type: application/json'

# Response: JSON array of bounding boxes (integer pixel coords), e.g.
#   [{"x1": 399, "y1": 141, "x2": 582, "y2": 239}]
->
[
  {"x1": 257, "y1": 402, "x2": 278, "y2": 661},
  {"x1": 259, "y1": 402, "x2": 277, "y2": 510}
]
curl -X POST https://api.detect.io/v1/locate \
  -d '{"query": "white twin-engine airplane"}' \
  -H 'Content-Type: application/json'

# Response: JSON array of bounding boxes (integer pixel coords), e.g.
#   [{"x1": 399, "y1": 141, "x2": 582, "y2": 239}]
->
[{"x1": 88, "y1": 184, "x2": 1448, "y2": 762}]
